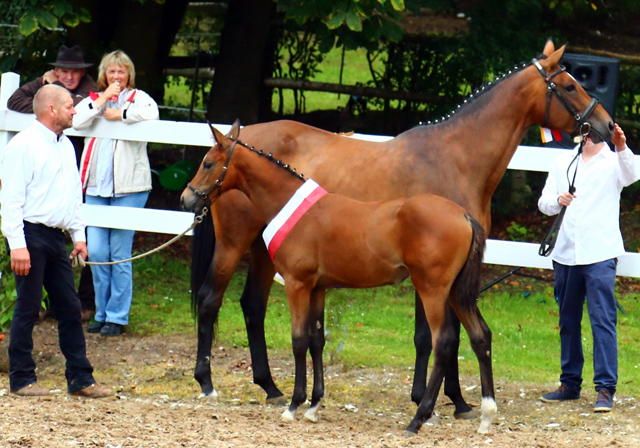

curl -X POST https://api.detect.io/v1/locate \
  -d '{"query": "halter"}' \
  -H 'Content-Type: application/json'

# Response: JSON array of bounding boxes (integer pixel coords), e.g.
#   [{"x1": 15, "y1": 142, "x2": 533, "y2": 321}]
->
[
  {"x1": 186, "y1": 139, "x2": 239, "y2": 206},
  {"x1": 532, "y1": 56, "x2": 599, "y2": 135}
]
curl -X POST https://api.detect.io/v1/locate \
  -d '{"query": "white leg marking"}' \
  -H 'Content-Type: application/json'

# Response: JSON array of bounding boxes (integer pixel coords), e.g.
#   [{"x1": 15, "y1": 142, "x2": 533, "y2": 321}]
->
[
  {"x1": 198, "y1": 389, "x2": 219, "y2": 400},
  {"x1": 477, "y1": 397, "x2": 497, "y2": 434},
  {"x1": 281, "y1": 407, "x2": 296, "y2": 421},
  {"x1": 304, "y1": 400, "x2": 322, "y2": 423}
]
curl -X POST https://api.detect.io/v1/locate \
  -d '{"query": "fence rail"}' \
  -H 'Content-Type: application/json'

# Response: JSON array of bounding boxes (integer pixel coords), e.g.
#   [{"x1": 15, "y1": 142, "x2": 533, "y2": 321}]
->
[{"x1": 2, "y1": 72, "x2": 640, "y2": 277}]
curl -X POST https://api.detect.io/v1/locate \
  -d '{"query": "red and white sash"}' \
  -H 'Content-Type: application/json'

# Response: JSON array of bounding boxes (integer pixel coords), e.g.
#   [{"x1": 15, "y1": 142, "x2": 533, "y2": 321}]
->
[{"x1": 263, "y1": 179, "x2": 327, "y2": 260}]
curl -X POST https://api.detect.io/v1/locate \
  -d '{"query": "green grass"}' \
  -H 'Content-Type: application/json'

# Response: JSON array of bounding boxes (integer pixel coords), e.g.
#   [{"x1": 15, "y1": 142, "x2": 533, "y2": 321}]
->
[
  {"x1": 272, "y1": 47, "x2": 379, "y2": 115},
  {"x1": 163, "y1": 48, "x2": 379, "y2": 116},
  {"x1": 126, "y1": 251, "x2": 640, "y2": 399}
]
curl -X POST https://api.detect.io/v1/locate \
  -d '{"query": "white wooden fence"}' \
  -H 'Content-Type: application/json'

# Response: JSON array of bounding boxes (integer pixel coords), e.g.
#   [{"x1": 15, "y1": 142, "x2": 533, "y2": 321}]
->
[{"x1": 2, "y1": 71, "x2": 640, "y2": 277}]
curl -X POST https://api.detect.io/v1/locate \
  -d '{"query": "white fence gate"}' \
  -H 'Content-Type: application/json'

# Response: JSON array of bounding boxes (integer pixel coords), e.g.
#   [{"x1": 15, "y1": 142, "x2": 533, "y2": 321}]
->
[{"x1": 2, "y1": 71, "x2": 640, "y2": 277}]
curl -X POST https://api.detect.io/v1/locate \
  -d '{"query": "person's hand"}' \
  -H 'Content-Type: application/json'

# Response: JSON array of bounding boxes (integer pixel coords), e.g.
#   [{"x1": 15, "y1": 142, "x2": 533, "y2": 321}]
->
[
  {"x1": 102, "y1": 81, "x2": 121, "y2": 101},
  {"x1": 103, "y1": 108, "x2": 122, "y2": 121},
  {"x1": 612, "y1": 123, "x2": 627, "y2": 151},
  {"x1": 42, "y1": 70, "x2": 59, "y2": 85},
  {"x1": 558, "y1": 191, "x2": 576, "y2": 207},
  {"x1": 70, "y1": 241, "x2": 88, "y2": 261},
  {"x1": 11, "y1": 247, "x2": 31, "y2": 276}
]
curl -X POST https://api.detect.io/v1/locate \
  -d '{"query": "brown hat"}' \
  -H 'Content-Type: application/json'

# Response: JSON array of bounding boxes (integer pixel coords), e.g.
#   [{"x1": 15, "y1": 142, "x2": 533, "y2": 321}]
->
[{"x1": 48, "y1": 45, "x2": 93, "y2": 69}]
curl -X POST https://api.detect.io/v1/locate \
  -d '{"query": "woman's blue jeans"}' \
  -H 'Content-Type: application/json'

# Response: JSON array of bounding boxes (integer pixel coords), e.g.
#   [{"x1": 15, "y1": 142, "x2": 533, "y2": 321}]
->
[{"x1": 85, "y1": 192, "x2": 149, "y2": 325}]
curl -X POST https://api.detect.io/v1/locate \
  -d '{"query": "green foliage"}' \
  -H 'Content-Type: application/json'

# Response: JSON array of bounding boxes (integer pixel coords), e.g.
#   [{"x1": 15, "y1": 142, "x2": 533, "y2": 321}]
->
[
  {"x1": 505, "y1": 221, "x2": 536, "y2": 242},
  {"x1": 354, "y1": 36, "x2": 471, "y2": 120},
  {"x1": 617, "y1": 66, "x2": 640, "y2": 122},
  {"x1": 0, "y1": 218, "x2": 17, "y2": 333},
  {"x1": 276, "y1": 0, "x2": 439, "y2": 52},
  {"x1": 273, "y1": 29, "x2": 325, "y2": 115},
  {"x1": 12, "y1": 0, "x2": 90, "y2": 36}
]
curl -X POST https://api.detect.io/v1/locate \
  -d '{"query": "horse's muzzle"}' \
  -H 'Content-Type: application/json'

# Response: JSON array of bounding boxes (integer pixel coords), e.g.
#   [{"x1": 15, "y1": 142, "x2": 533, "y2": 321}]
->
[
  {"x1": 589, "y1": 120, "x2": 614, "y2": 144},
  {"x1": 180, "y1": 193, "x2": 199, "y2": 213}
]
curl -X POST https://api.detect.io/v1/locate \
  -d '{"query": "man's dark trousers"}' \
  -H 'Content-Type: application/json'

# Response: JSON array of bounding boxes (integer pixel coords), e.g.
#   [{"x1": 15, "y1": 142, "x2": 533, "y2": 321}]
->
[
  {"x1": 553, "y1": 259, "x2": 618, "y2": 395},
  {"x1": 8, "y1": 221, "x2": 95, "y2": 393}
]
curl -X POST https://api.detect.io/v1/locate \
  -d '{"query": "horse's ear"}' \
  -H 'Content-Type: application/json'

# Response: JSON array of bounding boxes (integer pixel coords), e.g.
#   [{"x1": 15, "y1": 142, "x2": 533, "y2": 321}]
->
[
  {"x1": 208, "y1": 122, "x2": 228, "y2": 148},
  {"x1": 546, "y1": 43, "x2": 567, "y2": 67},
  {"x1": 542, "y1": 38, "x2": 555, "y2": 56},
  {"x1": 225, "y1": 119, "x2": 241, "y2": 140}
]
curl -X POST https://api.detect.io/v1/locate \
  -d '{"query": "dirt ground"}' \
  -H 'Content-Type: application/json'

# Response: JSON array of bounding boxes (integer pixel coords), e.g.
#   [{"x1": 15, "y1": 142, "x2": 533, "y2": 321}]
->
[{"x1": 0, "y1": 323, "x2": 639, "y2": 448}]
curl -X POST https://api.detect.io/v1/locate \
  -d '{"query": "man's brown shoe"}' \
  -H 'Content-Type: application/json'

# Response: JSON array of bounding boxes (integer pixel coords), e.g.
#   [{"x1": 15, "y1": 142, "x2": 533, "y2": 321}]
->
[
  {"x1": 70, "y1": 384, "x2": 113, "y2": 398},
  {"x1": 12, "y1": 383, "x2": 51, "y2": 397}
]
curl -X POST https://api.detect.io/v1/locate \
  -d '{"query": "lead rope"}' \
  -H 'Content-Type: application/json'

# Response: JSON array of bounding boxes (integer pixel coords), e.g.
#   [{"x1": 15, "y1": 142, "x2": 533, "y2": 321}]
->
[
  {"x1": 538, "y1": 138, "x2": 586, "y2": 257},
  {"x1": 72, "y1": 207, "x2": 209, "y2": 268}
]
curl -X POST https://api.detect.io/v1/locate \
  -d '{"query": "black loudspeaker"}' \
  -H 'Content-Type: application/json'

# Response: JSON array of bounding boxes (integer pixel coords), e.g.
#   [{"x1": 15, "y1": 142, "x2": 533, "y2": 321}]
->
[{"x1": 541, "y1": 53, "x2": 620, "y2": 148}]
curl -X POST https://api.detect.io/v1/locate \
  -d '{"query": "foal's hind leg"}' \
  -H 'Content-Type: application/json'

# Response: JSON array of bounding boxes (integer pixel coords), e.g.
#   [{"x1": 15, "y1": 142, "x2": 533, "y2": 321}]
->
[
  {"x1": 453, "y1": 305, "x2": 496, "y2": 434},
  {"x1": 406, "y1": 292, "x2": 459, "y2": 435},
  {"x1": 412, "y1": 293, "x2": 473, "y2": 418},
  {"x1": 442, "y1": 306, "x2": 475, "y2": 419},
  {"x1": 304, "y1": 288, "x2": 327, "y2": 422}
]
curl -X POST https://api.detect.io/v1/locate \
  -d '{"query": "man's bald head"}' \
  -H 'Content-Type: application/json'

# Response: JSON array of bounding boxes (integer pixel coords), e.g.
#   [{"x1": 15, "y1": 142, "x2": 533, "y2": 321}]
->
[
  {"x1": 33, "y1": 84, "x2": 76, "y2": 134},
  {"x1": 33, "y1": 84, "x2": 71, "y2": 117}
]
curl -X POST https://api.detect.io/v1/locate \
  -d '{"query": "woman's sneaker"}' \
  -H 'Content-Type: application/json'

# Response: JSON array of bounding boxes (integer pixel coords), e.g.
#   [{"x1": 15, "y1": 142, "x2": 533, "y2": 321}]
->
[
  {"x1": 87, "y1": 320, "x2": 105, "y2": 333},
  {"x1": 100, "y1": 323, "x2": 124, "y2": 336},
  {"x1": 540, "y1": 384, "x2": 581, "y2": 402}
]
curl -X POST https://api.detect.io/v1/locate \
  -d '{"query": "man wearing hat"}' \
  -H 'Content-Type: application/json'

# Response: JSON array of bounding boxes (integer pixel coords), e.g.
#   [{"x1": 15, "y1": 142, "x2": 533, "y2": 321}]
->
[
  {"x1": 7, "y1": 45, "x2": 97, "y2": 113},
  {"x1": 7, "y1": 45, "x2": 97, "y2": 323}
]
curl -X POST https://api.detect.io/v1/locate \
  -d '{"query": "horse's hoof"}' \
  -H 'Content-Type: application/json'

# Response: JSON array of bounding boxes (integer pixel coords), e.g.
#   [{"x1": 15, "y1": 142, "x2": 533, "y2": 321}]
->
[
  {"x1": 454, "y1": 409, "x2": 478, "y2": 420},
  {"x1": 281, "y1": 409, "x2": 296, "y2": 422},
  {"x1": 266, "y1": 395, "x2": 288, "y2": 406},
  {"x1": 425, "y1": 414, "x2": 441, "y2": 425},
  {"x1": 198, "y1": 390, "x2": 219, "y2": 400},
  {"x1": 402, "y1": 430, "x2": 417, "y2": 438},
  {"x1": 304, "y1": 406, "x2": 320, "y2": 423}
]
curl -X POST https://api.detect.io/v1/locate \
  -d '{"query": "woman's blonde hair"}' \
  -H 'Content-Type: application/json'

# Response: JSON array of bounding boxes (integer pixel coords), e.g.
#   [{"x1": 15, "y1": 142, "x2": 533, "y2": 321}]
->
[{"x1": 97, "y1": 50, "x2": 136, "y2": 91}]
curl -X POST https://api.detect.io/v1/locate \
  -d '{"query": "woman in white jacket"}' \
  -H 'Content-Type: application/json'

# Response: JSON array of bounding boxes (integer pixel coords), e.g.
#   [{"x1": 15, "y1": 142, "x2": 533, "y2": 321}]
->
[{"x1": 73, "y1": 50, "x2": 159, "y2": 336}]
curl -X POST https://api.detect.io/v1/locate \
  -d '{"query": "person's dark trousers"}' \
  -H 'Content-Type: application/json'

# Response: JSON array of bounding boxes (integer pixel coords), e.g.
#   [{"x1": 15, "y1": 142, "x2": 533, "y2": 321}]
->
[
  {"x1": 78, "y1": 264, "x2": 95, "y2": 311},
  {"x1": 8, "y1": 222, "x2": 95, "y2": 393},
  {"x1": 553, "y1": 260, "x2": 618, "y2": 396}
]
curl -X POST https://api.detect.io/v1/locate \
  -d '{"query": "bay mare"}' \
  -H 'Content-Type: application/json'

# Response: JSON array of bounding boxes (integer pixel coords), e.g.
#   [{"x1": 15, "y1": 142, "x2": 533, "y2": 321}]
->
[
  {"x1": 181, "y1": 123, "x2": 494, "y2": 434},
  {"x1": 188, "y1": 40, "x2": 614, "y2": 417}
]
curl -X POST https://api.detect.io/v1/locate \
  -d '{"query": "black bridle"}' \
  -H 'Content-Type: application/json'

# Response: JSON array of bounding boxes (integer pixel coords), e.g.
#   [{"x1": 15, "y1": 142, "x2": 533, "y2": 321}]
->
[
  {"x1": 532, "y1": 56, "x2": 599, "y2": 136},
  {"x1": 186, "y1": 139, "x2": 239, "y2": 206}
]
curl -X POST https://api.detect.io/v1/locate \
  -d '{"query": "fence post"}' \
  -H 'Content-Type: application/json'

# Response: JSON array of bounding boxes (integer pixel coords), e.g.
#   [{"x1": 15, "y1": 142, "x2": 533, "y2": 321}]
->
[
  {"x1": 0, "y1": 72, "x2": 21, "y2": 157},
  {"x1": 0, "y1": 72, "x2": 20, "y2": 111}
]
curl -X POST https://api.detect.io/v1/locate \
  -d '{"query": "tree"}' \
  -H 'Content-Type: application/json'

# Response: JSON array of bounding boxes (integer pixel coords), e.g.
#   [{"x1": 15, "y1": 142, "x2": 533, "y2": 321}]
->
[
  {"x1": 206, "y1": 0, "x2": 435, "y2": 124},
  {"x1": 0, "y1": 0, "x2": 190, "y2": 102}
]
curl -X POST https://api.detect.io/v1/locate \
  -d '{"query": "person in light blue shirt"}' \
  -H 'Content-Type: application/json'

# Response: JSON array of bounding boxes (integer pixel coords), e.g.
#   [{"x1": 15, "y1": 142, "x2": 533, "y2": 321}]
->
[{"x1": 538, "y1": 123, "x2": 640, "y2": 412}]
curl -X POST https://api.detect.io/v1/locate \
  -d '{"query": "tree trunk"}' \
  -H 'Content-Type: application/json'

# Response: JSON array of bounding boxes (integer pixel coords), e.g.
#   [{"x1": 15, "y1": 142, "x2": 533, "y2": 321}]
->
[{"x1": 207, "y1": 0, "x2": 277, "y2": 125}]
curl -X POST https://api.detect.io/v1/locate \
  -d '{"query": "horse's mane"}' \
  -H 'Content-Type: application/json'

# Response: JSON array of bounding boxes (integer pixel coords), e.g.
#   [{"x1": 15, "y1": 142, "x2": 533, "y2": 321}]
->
[
  {"x1": 234, "y1": 140, "x2": 307, "y2": 182},
  {"x1": 419, "y1": 59, "x2": 534, "y2": 127}
]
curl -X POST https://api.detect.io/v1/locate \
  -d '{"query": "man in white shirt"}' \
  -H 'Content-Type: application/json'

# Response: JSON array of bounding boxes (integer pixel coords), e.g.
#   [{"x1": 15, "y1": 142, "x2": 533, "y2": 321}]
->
[
  {"x1": 538, "y1": 123, "x2": 639, "y2": 412},
  {"x1": 0, "y1": 85, "x2": 111, "y2": 398}
]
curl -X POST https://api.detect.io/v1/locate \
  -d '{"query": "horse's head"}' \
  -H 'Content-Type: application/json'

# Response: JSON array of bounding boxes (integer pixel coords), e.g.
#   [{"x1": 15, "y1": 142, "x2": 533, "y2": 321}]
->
[
  {"x1": 533, "y1": 39, "x2": 614, "y2": 143},
  {"x1": 180, "y1": 120, "x2": 241, "y2": 213}
]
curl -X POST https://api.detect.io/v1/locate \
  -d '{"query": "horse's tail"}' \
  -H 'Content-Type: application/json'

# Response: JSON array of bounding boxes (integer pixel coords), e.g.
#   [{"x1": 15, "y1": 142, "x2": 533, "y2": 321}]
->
[
  {"x1": 190, "y1": 213, "x2": 215, "y2": 319},
  {"x1": 452, "y1": 214, "x2": 487, "y2": 311}
]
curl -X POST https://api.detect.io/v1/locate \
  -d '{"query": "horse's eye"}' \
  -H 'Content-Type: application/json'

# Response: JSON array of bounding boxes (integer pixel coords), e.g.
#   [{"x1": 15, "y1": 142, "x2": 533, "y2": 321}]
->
[
  {"x1": 203, "y1": 161, "x2": 213, "y2": 169},
  {"x1": 565, "y1": 84, "x2": 576, "y2": 93}
]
